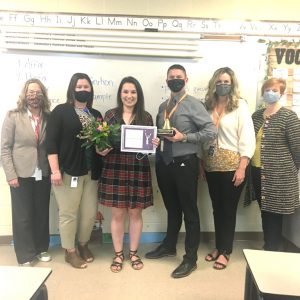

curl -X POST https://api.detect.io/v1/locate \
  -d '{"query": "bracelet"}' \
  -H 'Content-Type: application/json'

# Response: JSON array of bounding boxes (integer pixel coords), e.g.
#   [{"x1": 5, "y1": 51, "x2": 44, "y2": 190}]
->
[
  {"x1": 51, "y1": 170, "x2": 60, "y2": 175},
  {"x1": 182, "y1": 133, "x2": 188, "y2": 143}
]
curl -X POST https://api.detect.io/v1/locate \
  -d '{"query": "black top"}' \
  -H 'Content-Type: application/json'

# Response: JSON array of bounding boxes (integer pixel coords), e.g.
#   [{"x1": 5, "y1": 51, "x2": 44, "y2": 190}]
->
[{"x1": 46, "y1": 103, "x2": 103, "y2": 179}]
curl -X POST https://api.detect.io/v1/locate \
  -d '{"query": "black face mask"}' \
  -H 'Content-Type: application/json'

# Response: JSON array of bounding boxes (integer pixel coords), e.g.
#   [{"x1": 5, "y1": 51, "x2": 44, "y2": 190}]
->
[
  {"x1": 74, "y1": 91, "x2": 93, "y2": 103},
  {"x1": 167, "y1": 79, "x2": 185, "y2": 93}
]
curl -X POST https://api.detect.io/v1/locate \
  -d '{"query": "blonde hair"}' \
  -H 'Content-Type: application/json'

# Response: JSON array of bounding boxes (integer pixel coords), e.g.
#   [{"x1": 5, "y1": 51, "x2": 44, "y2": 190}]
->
[
  {"x1": 15, "y1": 78, "x2": 50, "y2": 113},
  {"x1": 261, "y1": 78, "x2": 286, "y2": 96},
  {"x1": 205, "y1": 67, "x2": 240, "y2": 112}
]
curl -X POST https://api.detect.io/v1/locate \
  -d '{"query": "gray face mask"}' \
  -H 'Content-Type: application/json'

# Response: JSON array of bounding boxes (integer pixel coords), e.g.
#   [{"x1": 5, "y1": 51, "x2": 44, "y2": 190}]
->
[{"x1": 215, "y1": 84, "x2": 231, "y2": 96}]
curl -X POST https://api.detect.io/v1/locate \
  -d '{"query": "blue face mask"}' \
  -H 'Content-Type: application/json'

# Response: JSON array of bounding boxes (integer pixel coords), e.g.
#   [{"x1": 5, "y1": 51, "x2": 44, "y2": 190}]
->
[{"x1": 263, "y1": 91, "x2": 281, "y2": 104}]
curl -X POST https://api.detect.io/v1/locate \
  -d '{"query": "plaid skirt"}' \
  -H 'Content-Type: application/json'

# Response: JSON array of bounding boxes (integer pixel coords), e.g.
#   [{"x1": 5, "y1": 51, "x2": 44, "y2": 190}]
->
[{"x1": 98, "y1": 152, "x2": 153, "y2": 209}]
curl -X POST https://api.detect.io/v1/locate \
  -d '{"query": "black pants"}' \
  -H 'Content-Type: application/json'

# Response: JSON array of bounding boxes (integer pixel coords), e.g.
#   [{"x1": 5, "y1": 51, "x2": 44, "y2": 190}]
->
[
  {"x1": 251, "y1": 167, "x2": 283, "y2": 251},
  {"x1": 205, "y1": 171, "x2": 245, "y2": 254},
  {"x1": 156, "y1": 154, "x2": 200, "y2": 263},
  {"x1": 10, "y1": 177, "x2": 51, "y2": 264}
]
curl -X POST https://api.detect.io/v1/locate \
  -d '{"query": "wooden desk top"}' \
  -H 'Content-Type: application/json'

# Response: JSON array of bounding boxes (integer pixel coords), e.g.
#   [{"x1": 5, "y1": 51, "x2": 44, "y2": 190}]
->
[
  {"x1": 243, "y1": 249, "x2": 300, "y2": 297},
  {"x1": 0, "y1": 266, "x2": 52, "y2": 300}
]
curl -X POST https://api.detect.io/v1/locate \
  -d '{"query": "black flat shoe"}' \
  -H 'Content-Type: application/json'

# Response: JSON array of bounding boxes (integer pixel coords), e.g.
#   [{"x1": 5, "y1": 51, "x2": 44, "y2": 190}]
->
[
  {"x1": 171, "y1": 261, "x2": 197, "y2": 278},
  {"x1": 145, "y1": 244, "x2": 176, "y2": 259}
]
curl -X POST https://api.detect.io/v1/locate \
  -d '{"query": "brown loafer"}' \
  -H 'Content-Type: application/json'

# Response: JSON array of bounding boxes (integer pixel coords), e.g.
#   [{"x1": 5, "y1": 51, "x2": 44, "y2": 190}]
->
[
  {"x1": 65, "y1": 251, "x2": 87, "y2": 269},
  {"x1": 78, "y1": 244, "x2": 94, "y2": 263}
]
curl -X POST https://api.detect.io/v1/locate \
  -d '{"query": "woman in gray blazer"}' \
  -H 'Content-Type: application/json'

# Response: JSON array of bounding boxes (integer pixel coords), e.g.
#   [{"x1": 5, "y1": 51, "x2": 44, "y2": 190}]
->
[{"x1": 1, "y1": 78, "x2": 52, "y2": 265}]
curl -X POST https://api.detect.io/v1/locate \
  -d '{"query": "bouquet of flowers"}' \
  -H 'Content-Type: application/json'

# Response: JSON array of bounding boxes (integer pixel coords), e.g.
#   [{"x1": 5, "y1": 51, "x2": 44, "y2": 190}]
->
[{"x1": 77, "y1": 116, "x2": 120, "y2": 151}]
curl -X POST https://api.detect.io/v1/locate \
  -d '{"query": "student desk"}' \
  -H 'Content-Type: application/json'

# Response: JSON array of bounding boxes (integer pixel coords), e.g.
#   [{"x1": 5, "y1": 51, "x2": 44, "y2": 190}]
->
[
  {"x1": 0, "y1": 266, "x2": 52, "y2": 300},
  {"x1": 243, "y1": 249, "x2": 300, "y2": 300}
]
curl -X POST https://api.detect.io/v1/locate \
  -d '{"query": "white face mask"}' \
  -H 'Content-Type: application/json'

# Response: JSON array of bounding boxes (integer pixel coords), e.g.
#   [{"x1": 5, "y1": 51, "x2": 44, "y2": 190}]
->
[{"x1": 263, "y1": 90, "x2": 281, "y2": 104}]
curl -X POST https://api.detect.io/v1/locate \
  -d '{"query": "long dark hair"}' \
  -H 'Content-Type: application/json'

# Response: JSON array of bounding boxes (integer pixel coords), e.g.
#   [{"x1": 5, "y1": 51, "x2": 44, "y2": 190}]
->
[
  {"x1": 116, "y1": 76, "x2": 147, "y2": 125},
  {"x1": 66, "y1": 73, "x2": 94, "y2": 109}
]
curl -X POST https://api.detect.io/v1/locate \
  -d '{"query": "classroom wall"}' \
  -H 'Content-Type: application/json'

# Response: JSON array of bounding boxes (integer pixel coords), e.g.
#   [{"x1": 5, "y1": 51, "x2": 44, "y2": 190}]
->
[{"x1": 1, "y1": 0, "x2": 298, "y2": 237}]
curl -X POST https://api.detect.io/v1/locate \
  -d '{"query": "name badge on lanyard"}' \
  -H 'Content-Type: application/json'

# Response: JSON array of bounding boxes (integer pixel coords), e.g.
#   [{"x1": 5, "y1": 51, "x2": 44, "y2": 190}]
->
[{"x1": 34, "y1": 168, "x2": 42, "y2": 181}]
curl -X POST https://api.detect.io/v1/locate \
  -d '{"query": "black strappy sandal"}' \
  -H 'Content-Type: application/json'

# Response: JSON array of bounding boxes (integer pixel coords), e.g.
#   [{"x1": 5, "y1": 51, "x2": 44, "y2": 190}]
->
[
  {"x1": 213, "y1": 252, "x2": 230, "y2": 270},
  {"x1": 205, "y1": 249, "x2": 219, "y2": 262},
  {"x1": 110, "y1": 250, "x2": 124, "y2": 273},
  {"x1": 129, "y1": 250, "x2": 144, "y2": 270}
]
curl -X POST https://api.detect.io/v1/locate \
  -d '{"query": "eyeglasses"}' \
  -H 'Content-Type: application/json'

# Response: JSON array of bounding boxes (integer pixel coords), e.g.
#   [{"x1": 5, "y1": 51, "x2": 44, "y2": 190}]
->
[{"x1": 27, "y1": 90, "x2": 43, "y2": 97}]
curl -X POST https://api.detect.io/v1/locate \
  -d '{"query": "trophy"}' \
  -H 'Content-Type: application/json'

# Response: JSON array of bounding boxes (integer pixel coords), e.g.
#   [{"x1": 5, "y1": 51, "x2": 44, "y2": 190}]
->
[
  {"x1": 157, "y1": 119, "x2": 175, "y2": 137},
  {"x1": 159, "y1": 119, "x2": 175, "y2": 151}
]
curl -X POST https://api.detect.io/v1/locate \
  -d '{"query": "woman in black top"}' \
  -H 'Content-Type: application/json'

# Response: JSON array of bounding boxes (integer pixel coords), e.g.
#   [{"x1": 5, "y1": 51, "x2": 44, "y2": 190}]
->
[{"x1": 46, "y1": 73, "x2": 102, "y2": 269}]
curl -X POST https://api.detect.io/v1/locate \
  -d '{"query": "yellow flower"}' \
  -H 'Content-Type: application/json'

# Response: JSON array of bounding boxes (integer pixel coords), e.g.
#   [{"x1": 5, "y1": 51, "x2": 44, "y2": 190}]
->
[{"x1": 77, "y1": 116, "x2": 120, "y2": 151}]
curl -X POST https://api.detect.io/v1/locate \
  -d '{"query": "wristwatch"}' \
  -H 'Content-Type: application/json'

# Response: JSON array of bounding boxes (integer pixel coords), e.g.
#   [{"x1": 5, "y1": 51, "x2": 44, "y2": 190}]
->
[{"x1": 182, "y1": 133, "x2": 188, "y2": 143}]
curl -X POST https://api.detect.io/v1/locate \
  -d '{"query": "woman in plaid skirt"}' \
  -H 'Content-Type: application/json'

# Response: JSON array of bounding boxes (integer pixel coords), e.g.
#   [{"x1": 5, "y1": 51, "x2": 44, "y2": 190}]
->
[{"x1": 97, "y1": 76, "x2": 159, "y2": 272}]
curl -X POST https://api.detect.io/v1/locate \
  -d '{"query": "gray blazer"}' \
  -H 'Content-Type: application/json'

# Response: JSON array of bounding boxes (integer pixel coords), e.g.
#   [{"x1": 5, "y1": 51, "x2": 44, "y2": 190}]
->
[{"x1": 1, "y1": 110, "x2": 50, "y2": 181}]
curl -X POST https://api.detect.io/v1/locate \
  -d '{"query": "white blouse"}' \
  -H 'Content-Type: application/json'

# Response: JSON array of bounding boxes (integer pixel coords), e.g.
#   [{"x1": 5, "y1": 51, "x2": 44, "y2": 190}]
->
[{"x1": 199, "y1": 99, "x2": 256, "y2": 159}]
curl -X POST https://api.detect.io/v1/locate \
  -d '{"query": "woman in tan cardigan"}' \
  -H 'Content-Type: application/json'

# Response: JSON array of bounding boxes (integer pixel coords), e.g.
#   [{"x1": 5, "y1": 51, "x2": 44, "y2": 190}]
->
[{"x1": 1, "y1": 78, "x2": 52, "y2": 265}]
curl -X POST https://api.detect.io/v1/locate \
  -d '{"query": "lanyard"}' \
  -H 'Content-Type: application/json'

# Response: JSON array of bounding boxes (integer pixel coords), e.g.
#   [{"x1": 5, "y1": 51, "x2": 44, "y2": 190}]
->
[
  {"x1": 31, "y1": 115, "x2": 40, "y2": 143},
  {"x1": 164, "y1": 92, "x2": 187, "y2": 121},
  {"x1": 213, "y1": 109, "x2": 224, "y2": 129}
]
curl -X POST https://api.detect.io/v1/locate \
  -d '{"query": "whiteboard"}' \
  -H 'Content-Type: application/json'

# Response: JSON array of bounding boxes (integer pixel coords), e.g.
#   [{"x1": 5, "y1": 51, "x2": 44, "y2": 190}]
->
[
  {"x1": 0, "y1": 40, "x2": 266, "y2": 127},
  {"x1": 0, "y1": 40, "x2": 267, "y2": 234}
]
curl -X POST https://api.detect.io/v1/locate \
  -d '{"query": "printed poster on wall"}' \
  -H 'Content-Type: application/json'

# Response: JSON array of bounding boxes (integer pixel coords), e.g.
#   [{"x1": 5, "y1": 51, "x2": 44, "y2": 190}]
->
[{"x1": 267, "y1": 43, "x2": 300, "y2": 116}]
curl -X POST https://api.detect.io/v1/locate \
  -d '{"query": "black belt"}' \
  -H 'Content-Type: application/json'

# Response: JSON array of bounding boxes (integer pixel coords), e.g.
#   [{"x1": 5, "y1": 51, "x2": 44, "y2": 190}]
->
[{"x1": 171, "y1": 154, "x2": 197, "y2": 163}]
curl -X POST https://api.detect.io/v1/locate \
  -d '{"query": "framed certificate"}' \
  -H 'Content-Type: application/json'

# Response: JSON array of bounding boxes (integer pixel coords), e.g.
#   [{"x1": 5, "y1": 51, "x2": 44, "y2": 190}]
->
[{"x1": 121, "y1": 125, "x2": 157, "y2": 154}]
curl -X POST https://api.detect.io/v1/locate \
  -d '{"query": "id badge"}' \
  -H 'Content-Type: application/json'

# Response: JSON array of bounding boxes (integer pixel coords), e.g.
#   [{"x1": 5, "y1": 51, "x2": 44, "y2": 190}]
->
[
  {"x1": 35, "y1": 168, "x2": 42, "y2": 181},
  {"x1": 208, "y1": 145, "x2": 215, "y2": 157},
  {"x1": 71, "y1": 176, "x2": 78, "y2": 188}
]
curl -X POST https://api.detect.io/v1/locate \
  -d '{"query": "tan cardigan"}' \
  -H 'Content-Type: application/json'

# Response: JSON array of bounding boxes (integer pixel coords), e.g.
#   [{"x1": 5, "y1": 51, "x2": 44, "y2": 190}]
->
[{"x1": 1, "y1": 110, "x2": 50, "y2": 181}]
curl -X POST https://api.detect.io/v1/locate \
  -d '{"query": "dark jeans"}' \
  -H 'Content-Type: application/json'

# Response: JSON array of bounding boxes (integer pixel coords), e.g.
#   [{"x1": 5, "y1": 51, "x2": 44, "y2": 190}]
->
[
  {"x1": 251, "y1": 167, "x2": 283, "y2": 251},
  {"x1": 156, "y1": 154, "x2": 200, "y2": 263},
  {"x1": 205, "y1": 171, "x2": 245, "y2": 254},
  {"x1": 10, "y1": 177, "x2": 51, "y2": 264}
]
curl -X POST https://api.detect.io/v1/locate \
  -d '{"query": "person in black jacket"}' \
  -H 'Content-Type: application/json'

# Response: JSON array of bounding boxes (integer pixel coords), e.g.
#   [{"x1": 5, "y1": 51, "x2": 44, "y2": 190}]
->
[{"x1": 46, "y1": 73, "x2": 102, "y2": 269}]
